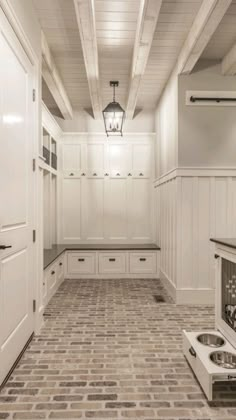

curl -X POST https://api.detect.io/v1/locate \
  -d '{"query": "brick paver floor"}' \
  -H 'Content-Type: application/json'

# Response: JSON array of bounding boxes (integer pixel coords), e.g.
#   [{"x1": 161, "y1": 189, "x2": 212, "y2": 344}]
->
[{"x1": 1, "y1": 279, "x2": 236, "y2": 419}]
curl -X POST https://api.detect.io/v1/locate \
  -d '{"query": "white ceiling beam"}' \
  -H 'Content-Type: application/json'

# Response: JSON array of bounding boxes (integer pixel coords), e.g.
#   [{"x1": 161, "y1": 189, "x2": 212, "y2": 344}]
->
[
  {"x1": 41, "y1": 31, "x2": 73, "y2": 120},
  {"x1": 178, "y1": 0, "x2": 232, "y2": 74},
  {"x1": 222, "y1": 42, "x2": 236, "y2": 75},
  {"x1": 126, "y1": 0, "x2": 162, "y2": 120},
  {"x1": 73, "y1": 0, "x2": 102, "y2": 119}
]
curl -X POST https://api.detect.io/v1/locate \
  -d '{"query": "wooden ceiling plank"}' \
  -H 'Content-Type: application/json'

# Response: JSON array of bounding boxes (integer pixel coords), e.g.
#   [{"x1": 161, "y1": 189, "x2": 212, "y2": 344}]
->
[
  {"x1": 126, "y1": 0, "x2": 163, "y2": 119},
  {"x1": 178, "y1": 0, "x2": 232, "y2": 74},
  {"x1": 41, "y1": 31, "x2": 73, "y2": 120},
  {"x1": 73, "y1": 0, "x2": 102, "y2": 119}
]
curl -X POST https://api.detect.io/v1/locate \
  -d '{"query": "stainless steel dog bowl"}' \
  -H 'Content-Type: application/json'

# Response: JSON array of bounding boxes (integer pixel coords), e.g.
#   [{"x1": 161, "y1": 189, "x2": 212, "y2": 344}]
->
[
  {"x1": 210, "y1": 351, "x2": 236, "y2": 369},
  {"x1": 197, "y1": 333, "x2": 225, "y2": 348}
]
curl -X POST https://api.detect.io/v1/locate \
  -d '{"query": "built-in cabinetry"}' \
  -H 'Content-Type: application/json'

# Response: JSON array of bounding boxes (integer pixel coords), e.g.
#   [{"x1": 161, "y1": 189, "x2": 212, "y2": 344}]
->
[
  {"x1": 65, "y1": 250, "x2": 160, "y2": 279},
  {"x1": 43, "y1": 254, "x2": 64, "y2": 306},
  {"x1": 59, "y1": 134, "x2": 155, "y2": 244}
]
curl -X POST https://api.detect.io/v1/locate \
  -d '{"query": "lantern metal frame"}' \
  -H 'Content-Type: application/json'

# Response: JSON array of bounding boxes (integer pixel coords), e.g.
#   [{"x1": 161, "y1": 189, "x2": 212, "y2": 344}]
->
[{"x1": 102, "y1": 81, "x2": 125, "y2": 137}]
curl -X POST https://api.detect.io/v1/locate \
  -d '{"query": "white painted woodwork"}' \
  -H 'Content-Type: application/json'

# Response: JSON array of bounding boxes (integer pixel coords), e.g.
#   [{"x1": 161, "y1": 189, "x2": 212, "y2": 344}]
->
[
  {"x1": 64, "y1": 250, "x2": 159, "y2": 278},
  {"x1": 62, "y1": 179, "x2": 82, "y2": 241},
  {"x1": 41, "y1": 31, "x2": 73, "y2": 120},
  {"x1": 129, "y1": 252, "x2": 157, "y2": 274},
  {"x1": 0, "y1": 9, "x2": 34, "y2": 384},
  {"x1": 73, "y1": 0, "x2": 102, "y2": 119},
  {"x1": 99, "y1": 252, "x2": 126, "y2": 274},
  {"x1": 126, "y1": 0, "x2": 162, "y2": 119},
  {"x1": 155, "y1": 169, "x2": 236, "y2": 304},
  {"x1": 59, "y1": 134, "x2": 154, "y2": 244},
  {"x1": 43, "y1": 254, "x2": 64, "y2": 306},
  {"x1": 177, "y1": 0, "x2": 232, "y2": 74},
  {"x1": 222, "y1": 41, "x2": 236, "y2": 74},
  {"x1": 67, "y1": 253, "x2": 96, "y2": 275}
]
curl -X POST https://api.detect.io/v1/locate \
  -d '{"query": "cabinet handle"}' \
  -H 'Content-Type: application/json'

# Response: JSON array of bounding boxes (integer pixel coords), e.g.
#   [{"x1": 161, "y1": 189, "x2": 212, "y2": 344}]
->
[
  {"x1": 59, "y1": 262, "x2": 63, "y2": 266},
  {"x1": 0, "y1": 245, "x2": 12, "y2": 250},
  {"x1": 51, "y1": 271, "x2": 55, "y2": 275},
  {"x1": 109, "y1": 258, "x2": 116, "y2": 262},
  {"x1": 139, "y1": 173, "x2": 144, "y2": 176},
  {"x1": 189, "y1": 347, "x2": 196, "y2": 358},
  {"x1": 140, "y1": 258, "x2": 146, "y2": 262},
  {"x1": 69, "y1": 173, "x2": 74, "y2": 176},
  {"x1": 78, "y1": 258, "x2": 85, "y2": 262}
]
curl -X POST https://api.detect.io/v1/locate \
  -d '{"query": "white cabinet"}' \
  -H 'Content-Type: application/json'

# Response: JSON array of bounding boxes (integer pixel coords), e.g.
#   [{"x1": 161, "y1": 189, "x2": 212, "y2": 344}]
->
[
  {"x1": 65, "y1": 250, "x2": 160, "y2": 278},
  {"x1": 99, "y1": 252, "x2": 126, "y2": 274},
  {"x1": 67, "y1": 252, "x2": 96, "y2": 275},
  {"x1": 129, "y1": 252, "x2": 157, "y2": 274},
  {"x1": 43, "y1": 255, "x2": 65, "y2": 306}
]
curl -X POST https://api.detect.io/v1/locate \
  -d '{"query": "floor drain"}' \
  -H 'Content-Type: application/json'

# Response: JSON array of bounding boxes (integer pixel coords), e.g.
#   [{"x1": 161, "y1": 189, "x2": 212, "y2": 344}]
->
[{"x1": 154, "y1": 295, "x2": 165, "y2": 303}]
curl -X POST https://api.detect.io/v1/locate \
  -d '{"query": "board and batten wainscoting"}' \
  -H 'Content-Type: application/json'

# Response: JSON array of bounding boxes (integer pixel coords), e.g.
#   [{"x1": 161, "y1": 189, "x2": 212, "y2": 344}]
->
[
  {"x1": 154, "y1": 168, "x2": 236, "y2": 304},
  {"x1": 58, "y1": 133, "x2": 155, "y2": 244}
]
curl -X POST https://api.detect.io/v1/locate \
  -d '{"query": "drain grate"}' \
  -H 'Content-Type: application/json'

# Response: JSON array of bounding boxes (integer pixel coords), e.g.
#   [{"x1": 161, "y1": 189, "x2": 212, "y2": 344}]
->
[{"x1": 153, "y1": 295, "x2": 165, "y2": 303}]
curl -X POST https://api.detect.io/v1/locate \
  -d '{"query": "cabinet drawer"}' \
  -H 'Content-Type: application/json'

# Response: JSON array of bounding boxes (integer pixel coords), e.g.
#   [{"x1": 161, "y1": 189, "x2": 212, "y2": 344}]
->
[
  {"x1": 129, "y1": 252, "x2": 156, "y2": 274},
  {"x1": 67, "y1": 253, "x2": 96, "y2": 274},
  {"x1": 99, "y1": 253, "x2": 126, "y2": 274}
]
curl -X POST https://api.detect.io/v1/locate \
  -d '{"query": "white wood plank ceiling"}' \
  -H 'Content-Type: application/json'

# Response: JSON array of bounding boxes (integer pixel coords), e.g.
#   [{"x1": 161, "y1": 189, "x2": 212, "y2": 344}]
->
[{"x1": 33, "y1": 0, "x2": 236, "y2": 119}]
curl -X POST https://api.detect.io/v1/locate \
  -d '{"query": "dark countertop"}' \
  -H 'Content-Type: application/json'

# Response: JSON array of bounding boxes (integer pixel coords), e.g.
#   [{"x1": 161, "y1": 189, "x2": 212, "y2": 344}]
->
[
  {"x1": 44, "y1": 243, "x2": 161, "y2": 270},
  {"x1": 210, "y1": 238, "x2": 236, "y2": 250}
]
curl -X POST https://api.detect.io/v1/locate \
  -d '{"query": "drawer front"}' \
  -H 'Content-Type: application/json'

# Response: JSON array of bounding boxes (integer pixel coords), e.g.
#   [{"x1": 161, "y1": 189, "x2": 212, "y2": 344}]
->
[
  {"x1": 129, "y1": 252, "x2": 156, "y2": 274},
  {"x1": 48, "y1": 264, "x2": 57, "y2": 294},
  {"x1": 58, "y1": 256, "x2": 64, "y2": 280},
  {"x1": 67, "y1": 253, "x2": 96, "y2": 274},
  {"x1": 99, "y1": 253, "x2": 126, "y2": 274},
  {"x1": 183, "y1": 332, "x2": 212, "y2": 400}
]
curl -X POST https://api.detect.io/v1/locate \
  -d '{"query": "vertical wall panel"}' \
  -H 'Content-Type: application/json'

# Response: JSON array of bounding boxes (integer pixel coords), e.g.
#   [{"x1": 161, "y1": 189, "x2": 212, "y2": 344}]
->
[
  {"x1": 129, "y1": 179, "x2": 151, "y2": 241},
  {"x1": 62, "y1": 179, "x2": 81, "y2": 240},
  {"x1": 62, "y1": 144, "x2": 81, "y2": 171},
  {"x1": 85, "y1": 179, "x2": 104, "y2": 240},
  {"x1": 105, "y1": 179, "x2": 127, "y2": 240},
  {"x1": 87, "y1": 144, "x2": 104, "y2": 171}
]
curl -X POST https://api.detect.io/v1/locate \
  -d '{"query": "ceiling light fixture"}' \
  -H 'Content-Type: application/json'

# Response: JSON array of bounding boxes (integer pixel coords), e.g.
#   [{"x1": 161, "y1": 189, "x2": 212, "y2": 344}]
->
[{"x1": 102, "y1": 81, "x2": 125, "y2": 137}]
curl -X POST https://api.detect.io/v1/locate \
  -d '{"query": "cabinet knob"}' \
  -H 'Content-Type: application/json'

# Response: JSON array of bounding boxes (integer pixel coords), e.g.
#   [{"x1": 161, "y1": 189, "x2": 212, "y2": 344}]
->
[
  {"x1": 51, "y1": 271, "x2": 55, "y2": 275},
  {"x1": 59, "y1": 262, "x2": 63, "y2": 266},
  {"x1": 189, "y1": 347, "x2": 196, "y2": 358}
]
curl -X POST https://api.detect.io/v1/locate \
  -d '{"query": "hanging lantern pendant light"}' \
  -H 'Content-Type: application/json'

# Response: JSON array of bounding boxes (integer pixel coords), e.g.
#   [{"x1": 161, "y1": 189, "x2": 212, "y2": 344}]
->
[{"x1": 102, "y1": 81, "x2": 125, "y2": 137}]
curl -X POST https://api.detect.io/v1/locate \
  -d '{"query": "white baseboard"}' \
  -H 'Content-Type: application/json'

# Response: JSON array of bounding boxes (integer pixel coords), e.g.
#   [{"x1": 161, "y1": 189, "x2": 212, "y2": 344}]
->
[{"x1": 160, "y1": 270, "x2": 215, "y2": 305}]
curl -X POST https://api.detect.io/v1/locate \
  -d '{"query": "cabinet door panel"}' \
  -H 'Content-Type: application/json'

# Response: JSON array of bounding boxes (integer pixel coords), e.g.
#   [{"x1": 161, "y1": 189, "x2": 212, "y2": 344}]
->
[
  {"x1": 62, "y1": 179, "x2": 81, "y2": 240},
  {"x1": 129, "y1": 179, "x2": 151, "y2": 240},
  {"x1": 105, "y1": 179, "x2": 127, "y2": 240},
  {"x1": 85, "y1": 179, "x2": 104, "y2": 240}
]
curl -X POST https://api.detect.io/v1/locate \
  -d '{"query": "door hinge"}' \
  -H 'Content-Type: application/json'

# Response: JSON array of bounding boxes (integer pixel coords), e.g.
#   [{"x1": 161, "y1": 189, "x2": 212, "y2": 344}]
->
[
  {"x1": 33, "y1": 299, "x2": 36, "y2": 313},
  {"x1": 33, "y1": 89, "x2": 36, "y2": 102},
  {"x1": 33, "y1": 229, "x2": 36, "y2": 243},
  {"x1": 33, "y1": 158, "x2": 36, "y2": 172}
]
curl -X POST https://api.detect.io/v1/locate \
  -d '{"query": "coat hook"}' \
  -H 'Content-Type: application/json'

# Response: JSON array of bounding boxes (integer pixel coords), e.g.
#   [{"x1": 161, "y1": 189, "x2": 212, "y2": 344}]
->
[
  {"x1": 116, "y1": 173, "x2": 120, "y2": 176},
  {"x1": 128, "y1": 173, "x2": 132, "y2": 176},
  {"x1": 105, "y1": 173, "x2": 109, "y2": 176},
  {"x1": 93, "y1": 173, "x2": 97, "y2": 176},
  {"x1": 81, "y1": 173, "x2": 86, "y2": 176},
  {"x1": 70, "y1": 173, "x2": 74, "y2": 176},
  {"x1": 139, "y1": 173, "x2": 144, "y2": 176}
]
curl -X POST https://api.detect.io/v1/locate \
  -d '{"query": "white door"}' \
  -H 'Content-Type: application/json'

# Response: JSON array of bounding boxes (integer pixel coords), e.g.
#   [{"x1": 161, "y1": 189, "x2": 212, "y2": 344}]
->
[{"x1": 0, "y1": 9, "x2": 35, "y2": 385}]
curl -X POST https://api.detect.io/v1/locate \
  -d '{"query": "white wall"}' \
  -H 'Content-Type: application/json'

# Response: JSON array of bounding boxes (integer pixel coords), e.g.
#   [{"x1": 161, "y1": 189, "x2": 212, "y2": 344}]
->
[
  {"x1": 56, "y1": 109, "x2": 155, "y2": 134},
  {"x1": 178, "y1": 60, "x2": 236, "y2": 168},
  {"x1": 154, "y1": 69, "x2": 178, "y2": 178}
]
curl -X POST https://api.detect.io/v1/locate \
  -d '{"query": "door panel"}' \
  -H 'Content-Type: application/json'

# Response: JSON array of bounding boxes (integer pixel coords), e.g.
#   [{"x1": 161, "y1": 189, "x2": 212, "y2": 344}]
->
[{"x1": 0, "y1": 9, "x2": 34, "y2": 385}]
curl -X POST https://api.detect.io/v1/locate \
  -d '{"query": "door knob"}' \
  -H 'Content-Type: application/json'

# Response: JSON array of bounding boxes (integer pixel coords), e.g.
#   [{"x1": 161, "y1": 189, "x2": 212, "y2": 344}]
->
[{"x1": 0, "y1": 245, "x2": 12, "y2": 250}]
